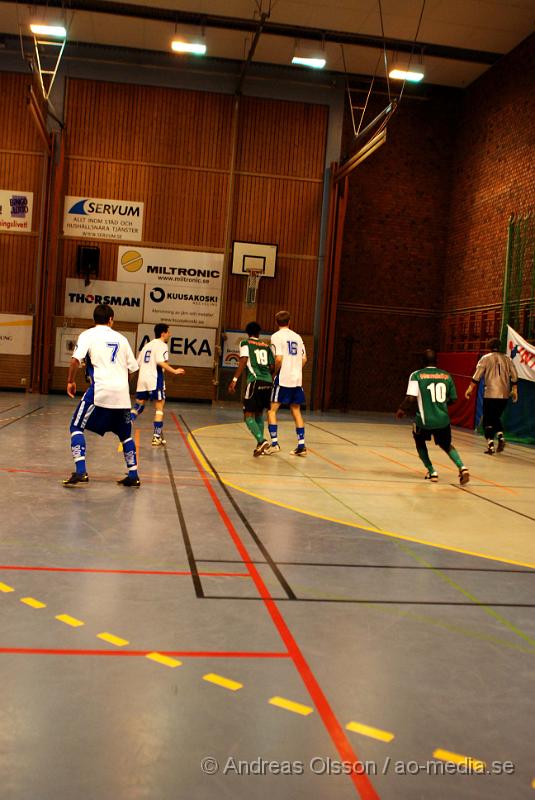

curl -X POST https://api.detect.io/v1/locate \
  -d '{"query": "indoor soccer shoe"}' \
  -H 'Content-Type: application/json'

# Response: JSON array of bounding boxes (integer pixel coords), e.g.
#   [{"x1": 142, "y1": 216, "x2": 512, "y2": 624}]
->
[
  {"x1": 485, "y1": 441, "x2": 495, "y2": 455},
  {"x1": 425, "y1": 471, "x2": 438, "y2": 482},
  {"x1": 496, "y1": 436, "x2": 506, "y2": 453},
  {"x1": 152, "y1": 435, "x2": 166, "y2": 447},
  {"x1": 253, "y1": 440, "x2": 271, "y2": 457},
  {"x1": 459, "y1": 467, "x2": 470, "y2": 486},
  {"x1": 290, "y1": 445, "x2": 307, "y2": 456},
  {"x1": 268, "y1": 443, "x2": 281, "y2": 452},
  {"x1": 117, "y1": 475, "x2": 141, "y2": 487},
  {"x1": 62, "y1": 472, "x2": 89, "y2": 487}
]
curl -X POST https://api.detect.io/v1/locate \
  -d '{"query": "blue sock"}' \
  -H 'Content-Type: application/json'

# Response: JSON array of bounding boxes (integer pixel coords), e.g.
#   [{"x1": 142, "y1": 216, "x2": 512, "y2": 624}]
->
[
  {"x1": 296, "y1": 427, "x2": 305, "y2": 447},
  {"x1": 153, "y1": 421, "x2": 163, "y2": 437},
  {"x1": 268, "y1": 424, "x2": 278, "y2": 445},
  {"x1": 130, "y1": 402, "x2": 145, "y2": 421},
  {"x1": 121, "y1": 437, "x2": 138, "y2": 479},
  {"x1": 70, "y1": 431, "x2": 87, "y2": 474}
]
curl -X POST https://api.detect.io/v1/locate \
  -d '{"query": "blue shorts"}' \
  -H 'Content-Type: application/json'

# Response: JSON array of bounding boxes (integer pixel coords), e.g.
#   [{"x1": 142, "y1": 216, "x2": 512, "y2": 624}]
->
[
  {"x1": 70, "y1": 386, "x2": 132, "y2": 440},
  {"x1": 136, "y1": 388, "x2": 165, "y2": 402},
  {"x1": 271, "y1": 381, "x2": 306, "y2": 406}
]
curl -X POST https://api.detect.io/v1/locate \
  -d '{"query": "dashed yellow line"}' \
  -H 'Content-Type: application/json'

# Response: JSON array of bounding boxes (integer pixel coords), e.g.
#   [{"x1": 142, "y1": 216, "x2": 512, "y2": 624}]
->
[
  {"x1": 145, "y1": 652, "x2": 182, "y2": 668},
  {"x1": 97, "y1": 632, "x2": 129, "y2": 647},
  {"x1": 20, "y1": 597, "x2": 46, "y2": 609},
  {"x1": 55, "y1": 614, "x2": 85, "y2": 627},
  {"x1": 0, "y1": 581, "x2": 15, "y2": 593},
  {"x1": 268, "y1": 696, "x2": 314, "y2": 716},
  {"x1": 203, "y1": 673, "x2": 243, "y2": 691},
  {"x1": 433, "y1": 748, "x2": 486, "y2": 772},
  {"x1": 346, "y1": 720, "x2": 395, "y2": 742}
]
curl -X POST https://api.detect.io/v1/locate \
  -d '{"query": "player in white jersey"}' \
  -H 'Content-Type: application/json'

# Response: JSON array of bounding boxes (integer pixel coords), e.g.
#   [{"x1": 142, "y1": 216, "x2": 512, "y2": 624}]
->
[
  {"x1": 267, "y1": 310, "x2": 308, "y2": 456},
  {"x1": 64, "y1": 304, "x2": 141, "y2": 487},
  {"x1": 131, "y1": 323, "x2": 185, "y2": 446}
]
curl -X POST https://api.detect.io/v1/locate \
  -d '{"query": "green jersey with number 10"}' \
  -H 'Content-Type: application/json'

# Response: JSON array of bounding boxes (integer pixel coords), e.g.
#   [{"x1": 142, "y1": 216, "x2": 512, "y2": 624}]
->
[
  {"x1": 239, "y1": 338, "x2": 274, "y2": 383},
  {"x1": 406, "y1": 366, "x2": 457, "y2": 430}
]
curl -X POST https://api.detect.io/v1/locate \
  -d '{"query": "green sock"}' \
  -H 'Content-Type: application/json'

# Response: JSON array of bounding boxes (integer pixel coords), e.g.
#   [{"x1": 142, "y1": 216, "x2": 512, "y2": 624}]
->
[
  {"x1": 255, "y1": 415, "x2": 264, "y2": 439},
  {"x1": 245, "y1": 417, "x2": 263, "y2": 443},
  {"x1": 448, "y1": 447, "x2": 464, "y2": 469},
  {"x1": 416, "y1": 444, "x2": 434, "y2": 472}
]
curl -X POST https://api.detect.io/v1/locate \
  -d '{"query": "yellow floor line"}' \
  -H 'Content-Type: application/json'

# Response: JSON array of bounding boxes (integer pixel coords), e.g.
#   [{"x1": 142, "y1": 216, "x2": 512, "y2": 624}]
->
[
  {"x1": 433, "y1": 748, "x2": 486, "y2": 771},
  {"x1": 268, "y1": 696, "x2": 314, "y2": 716},
  {"x1": 203, "y1": 673, "x2": 243, "y2": 691},
  {"x1": 531, "y1": 777, "x2": 535, "y2": 789},
  {"x1": 97, "y1": 632, "x2": 129, "y2": 647},
  {"x1": 345, "y1": 720, "x2": 395, "y2": 742},
  {"x1": 145, "y1": 652, "x2": 182, "y2": 668},
  {"x1": 55, "y1": 614, "x2": 85, "y2": 627},
  {"x1": 20, "y1": 597, "x2": 46, "y2": 609},
  {"x1": 0, "y1": 582, "x2": 15, "y2": 592}
]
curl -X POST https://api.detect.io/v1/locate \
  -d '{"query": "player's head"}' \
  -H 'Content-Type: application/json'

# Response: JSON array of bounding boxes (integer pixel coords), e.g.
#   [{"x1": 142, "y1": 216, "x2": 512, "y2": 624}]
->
[
  {"x1": 246, "y1": 321, "x2": 261, "y2": 338},
  {"x1": 422, "y1": 348, "x2": 437, "y2": 366},
  {"x1": 489, "y1": 338, "x2": 501, "y2": 352},
  {"x1": 275, "y1": 310, "x2": 291, "y2": 327},
  {"x1": 93, "y1": 304, "x2": 114, "y2": 325},
  {"x1": 154, "y1": 323, "x2": 170, "y2": 340}
]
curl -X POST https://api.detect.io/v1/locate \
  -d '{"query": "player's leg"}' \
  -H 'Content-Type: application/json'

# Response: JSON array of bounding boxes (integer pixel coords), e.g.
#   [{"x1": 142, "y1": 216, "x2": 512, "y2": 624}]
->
[
  {"x1": 435, "y1": 426, "x2": 470, "y2": 485},
  {"x1": 289, "y1": 390, "x2": 306, "y2": 456},
  {"x1": 152, "y1": 398, "x2": 165, "y2": 446},
  {"x1": 413, "y1": 426, "x2": 437, "y2": 481},
  {"x1": 482, "y1": 399, "x2": 495, "y2": 454},
  {"x1": 267, "y1": 402, "x2": 281, "y2": 451},
  {"x1": 63, "y1": 390, "x2": 92, "y2": 486},
  {"x1": 116, "y1": 412, "x2": 140, "y2": 487},
  {"x1": 130, "y1": 397, "x2": 146, "y2": 422},
  {"x1": 494, "y1": 399, "x2": 509, "y2": 452}
]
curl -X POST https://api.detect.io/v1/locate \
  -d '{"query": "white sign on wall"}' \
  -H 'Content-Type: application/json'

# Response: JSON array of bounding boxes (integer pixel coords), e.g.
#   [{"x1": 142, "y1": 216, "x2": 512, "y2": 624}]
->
[
  {"x1": 55, "y1": 325, "x2": 137, "y2": 367},
  {"x1": 63, "y1": 196, "x2": 144, "y2": 241},
  {"x1": 117, "y1": 246, "x2": 223, "y2": 327},
  {"x1": 0, "y1": 190, "x2": 34, "y2": 233},
  {"x1": 0, "y1": 314, "x2": 33, "y2": 355},
  {"x1": 222, "y1": 330, "x2": 271, "y2": 369},
  {"x1": 137, "y1": 324, "x2": 215, "y2": 369},
  {"x1": 64, "y1": 278, "x2": 144, "y2": 322}
]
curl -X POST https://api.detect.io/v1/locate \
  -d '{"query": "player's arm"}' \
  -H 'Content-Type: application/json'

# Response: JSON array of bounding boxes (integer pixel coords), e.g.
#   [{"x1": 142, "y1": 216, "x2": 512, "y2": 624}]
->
[
  {"x1": 396, "y1": 377, "x2": 418, "y2": 419},
  {"x1": 228, "y1": 355, "x2": 248, "y2": 394},
  {"x1": 126, "y1": 344, "x2": 139, "y2": 374},
  {"x1": 66, "y1": 357, "x2": 81, "y2": 398},
  {"x1": 273, "y1": 355, "x2": 282, "y2": 375},
  {"x1": 301, "y1": 341, "x2": 307, "y2": 368},
  {"x1": 509, "y1": 359, "x2": 519, "y2": 402},
  {"x1": 447, "y1": 376, "x2": 457, "y2": 405},
  {"x1": 465, "y1": 357, "x2": 485, "y2": 399},
  {"x1": 158, "y1": 360, "x2": 185, "y2": 376}
]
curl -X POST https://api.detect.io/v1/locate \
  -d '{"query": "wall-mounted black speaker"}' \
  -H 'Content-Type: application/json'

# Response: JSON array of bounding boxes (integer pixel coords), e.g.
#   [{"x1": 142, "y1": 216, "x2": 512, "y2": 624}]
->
[{"x1": 77, "y1": 245, "x2": 100, "y2": 286}]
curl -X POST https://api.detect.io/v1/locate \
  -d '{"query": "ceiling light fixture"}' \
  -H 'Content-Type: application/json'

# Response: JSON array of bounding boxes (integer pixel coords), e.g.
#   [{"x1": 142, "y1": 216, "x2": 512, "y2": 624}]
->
[
  {"x1": 171, "y1": 40, "x2": 207, "y2": 55},
  {"x1": 30, "y1": 24, "x2": 67, "y2": 37},
  {"x1": 292, "y1": 55, "x2": 326, "y2": 69}
]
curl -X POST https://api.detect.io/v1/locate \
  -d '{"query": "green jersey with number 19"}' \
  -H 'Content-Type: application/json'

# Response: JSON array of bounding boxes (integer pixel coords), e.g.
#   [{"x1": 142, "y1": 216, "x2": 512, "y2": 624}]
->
[
  {"x1": 406, "y1": 366, "x2": 457, "y2": 430},
  {"x1": 239, "y1": 337, "x2": 274, "y2": 384}
]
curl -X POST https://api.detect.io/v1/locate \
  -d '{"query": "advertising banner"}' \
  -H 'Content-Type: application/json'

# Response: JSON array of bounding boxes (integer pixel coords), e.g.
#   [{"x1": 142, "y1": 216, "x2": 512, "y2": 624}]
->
[
  {"x1": 0, "y1": 190, "x2": 33, "y2": 233},
  {"x1": 63, "y1": 196, "x2": 144, "y2": 241},
  {"x1": 54, "y1": 326, "x2": 136, "y2": 367},
  {"x1": 64, "y1": 278, "x2": 144, "y2": 322},
  {"x1": 507, "y1": 326, "x2": 535, "y2": 382},
  {"x1": 137, "y1": 324, "x2": 215, "y2": 369},
  {"x1": 117, "y1": 246, "x2": 223, "y2": 327},
  {"x1": 0, "y1": 314, "x2": 33, "y2": 355}
]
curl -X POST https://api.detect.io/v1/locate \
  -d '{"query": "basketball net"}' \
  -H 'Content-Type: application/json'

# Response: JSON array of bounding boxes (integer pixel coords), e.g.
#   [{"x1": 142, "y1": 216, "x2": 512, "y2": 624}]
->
[{"x1": 245, "y1": 268, "x2": 263, "y2": 306}]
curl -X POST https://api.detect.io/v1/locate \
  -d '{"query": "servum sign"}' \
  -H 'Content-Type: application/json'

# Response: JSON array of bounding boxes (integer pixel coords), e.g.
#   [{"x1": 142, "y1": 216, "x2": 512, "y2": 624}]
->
[
  {"x1": 64, "y1": 279, "x2": 144, "y2": 322},
  {"x1": 137, "y1": 324, "x2": 215, "y2": 369},
  {"x1": 63, "y1": 196, "x2": 144, "y2": 241},
  {"x1": 117, "y1": 246, "x2": 223, "y2": 327}
]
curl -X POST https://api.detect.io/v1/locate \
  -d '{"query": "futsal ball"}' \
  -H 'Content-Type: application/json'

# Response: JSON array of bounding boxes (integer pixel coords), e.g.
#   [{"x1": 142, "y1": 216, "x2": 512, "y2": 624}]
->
[{"x1": 121, "y1": 250, "x2": 143, "y2": 272}]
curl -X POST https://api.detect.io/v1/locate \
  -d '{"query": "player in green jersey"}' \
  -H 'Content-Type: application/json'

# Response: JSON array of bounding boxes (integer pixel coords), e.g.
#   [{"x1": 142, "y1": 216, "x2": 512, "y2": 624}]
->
[
  {"x1": 396, "y1": 349, "x2": 470, "y2": 485},
  {"x1": 228, "y1": 321, "x2": 275, "y2": 456}
]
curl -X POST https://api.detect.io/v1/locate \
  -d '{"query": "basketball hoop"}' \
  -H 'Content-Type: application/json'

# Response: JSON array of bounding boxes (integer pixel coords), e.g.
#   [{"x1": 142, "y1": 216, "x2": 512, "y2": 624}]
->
[{"x1": 245, "y1": 268, "x2": 262, "y2": 306}]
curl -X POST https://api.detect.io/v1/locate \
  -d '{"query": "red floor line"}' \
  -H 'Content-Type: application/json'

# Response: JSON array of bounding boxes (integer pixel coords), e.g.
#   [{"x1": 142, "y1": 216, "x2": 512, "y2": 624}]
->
[
  {"x1": 0, "y1": 647, "x2": 290, "y2": 658},
  {"x1": 172, "y1": 413, "x2": 379, "y2": 800},
  {"x1": 0, "y1": 564, "x2": 250, "y2": 578}
]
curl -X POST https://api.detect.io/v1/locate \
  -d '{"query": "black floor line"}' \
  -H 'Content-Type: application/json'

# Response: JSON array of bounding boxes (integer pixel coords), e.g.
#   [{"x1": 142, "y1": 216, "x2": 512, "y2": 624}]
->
[
  {"x1": 0, "y1": 404, "x2": 21, "y2": 416},
  {"x1": 458, "y1": 485, "x2": 535, "y2": 523},
  {"x1": 180, "y1": 414, "x2": 297, "y2": 601},
  {"x1": 196, "y1": 558, "x2": 535, "y2": 573},
  {"x1": 0, "y1": 406, "x2": 44, "y2": 430},
  {"x1": 306, "y1": 421, "x2": 360, "y2": 445},
  {"x1": 203, "y1": 594, "x2": 535, "y2": 608},
  {"x1": 163, "y1": 447, "x2": 204, "y2": 599}
]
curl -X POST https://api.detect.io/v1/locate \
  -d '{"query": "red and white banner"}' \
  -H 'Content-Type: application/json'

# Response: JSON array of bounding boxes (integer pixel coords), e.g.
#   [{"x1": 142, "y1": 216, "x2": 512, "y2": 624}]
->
[{"x1": 507, "y1": 326, "x2": 535, "y2": 382}]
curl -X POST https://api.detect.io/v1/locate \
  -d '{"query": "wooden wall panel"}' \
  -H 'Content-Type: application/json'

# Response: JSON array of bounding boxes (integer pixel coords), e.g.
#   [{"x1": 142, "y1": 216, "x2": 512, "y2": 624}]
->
[
  {"x1": 0, "y1": 234, "x2": 39, "y2": 313},
  {"x1": 0, "y1": 73, "x2": 44, "y2": 152},
  {"x1": 0, "y1": 355, "x2": 30, "y2": 389}
]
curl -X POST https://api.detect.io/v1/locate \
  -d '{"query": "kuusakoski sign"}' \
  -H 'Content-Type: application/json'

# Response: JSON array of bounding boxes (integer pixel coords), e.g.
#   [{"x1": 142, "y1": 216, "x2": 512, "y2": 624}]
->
[
  {"x1": 117, "y1": 246, "x2": 223, "y2": 327},
  {"x1": 136, "y1": 324, "x2": 215, "y2": 369},
  {"x1": 64, "y1": 279, "x2": 144, "y2": 322},
  {"x1": 63, "y1": 196, "x2": 144, "y2": 241},
  {"x1": 0, "y1": 190, "x2": 33, "y2": 233}
]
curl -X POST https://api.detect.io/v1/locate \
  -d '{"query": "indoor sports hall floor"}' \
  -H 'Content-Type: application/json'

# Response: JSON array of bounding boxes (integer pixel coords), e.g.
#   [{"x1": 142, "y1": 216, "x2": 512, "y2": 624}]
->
[{"x1": 1, "y1": 392, "x2": 534, "y2": 800}]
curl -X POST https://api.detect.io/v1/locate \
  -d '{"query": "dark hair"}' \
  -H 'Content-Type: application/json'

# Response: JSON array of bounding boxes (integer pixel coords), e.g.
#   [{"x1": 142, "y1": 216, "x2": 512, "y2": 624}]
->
[
  {"x1": 246, "y1": 321, "x2": 261, "y2": 337},
  {"x1": 93, "y1": 304, "x2": 114, "y2": 324},
  {"x1": 489, "y1": 338, "x2": 501, "y2": 351},
  {"x1": 275, "y1": 310, "x2": 291, "y2": 326},
  {"x1": 154, "y1": 323, "x2": 169, "y2": 338},
  {"x1": 422, "y1": 348, "x2": 437, "y2": 366}
]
